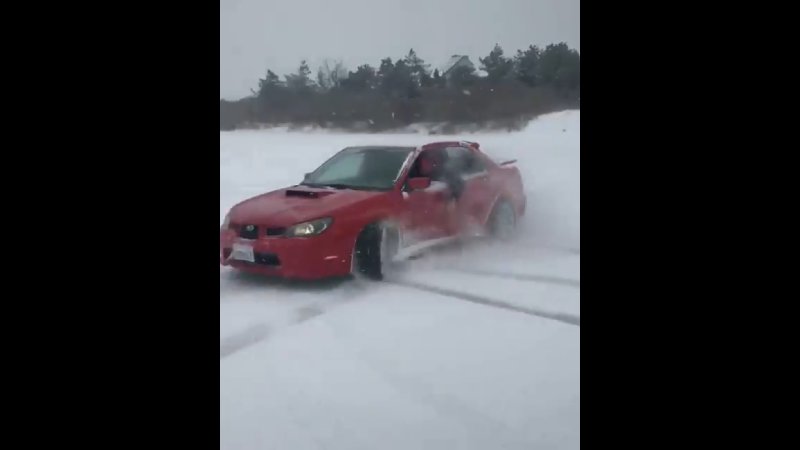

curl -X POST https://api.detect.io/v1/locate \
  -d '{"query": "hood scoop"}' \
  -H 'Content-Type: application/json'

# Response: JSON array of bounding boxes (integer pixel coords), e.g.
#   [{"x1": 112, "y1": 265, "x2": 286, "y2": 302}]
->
[{"x1": 285, "y1": 188, "x2": 334, "y2": 199}]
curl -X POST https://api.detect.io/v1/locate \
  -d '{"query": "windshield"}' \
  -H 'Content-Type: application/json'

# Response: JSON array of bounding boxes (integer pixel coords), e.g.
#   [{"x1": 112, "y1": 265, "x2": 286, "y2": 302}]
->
[{"x1": 302, "y1": 146, "x2": 414, "y2": 190}]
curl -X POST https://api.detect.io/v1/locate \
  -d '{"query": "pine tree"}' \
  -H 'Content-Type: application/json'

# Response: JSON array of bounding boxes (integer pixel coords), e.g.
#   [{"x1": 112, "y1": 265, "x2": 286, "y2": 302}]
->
[
  {"x1": 479, "y1": 44, "x2": 514, "y2": 81},
  {"x1": 448, "y1": 64, "x2": 477, "y2": 88},
  {"x1": 514, "y1": 45, "x2": 541, "y2": 87},
  {"x1": 391, "y1": 59, "x2": 418, "y2": 98},
  {"x1": 252, "y1": 69, "x2": 288, "y2": 122},
  {"x1": 432, "y1": 68, "x2": 444, "y2": 88},
  {"x1": 285, "y1": 60, "x2": 314, "y2": 91},
  {"x1": 342, "y1": 64, "x2": 377, "y2": 91},
  {"x1": 253, "y1": 69, "x2": 283, "y2": 97},
  {"x1": 377, "y1": 57, "x2": 395, "y2": 92},
  {"x1": 536, "y1": 43, "x2": 580, "y2": 90},
  {"x1": 404, "y1": 48, "x2": 431, "y2": 86},
  {"x1": 263, "y1": 70, "x2": 281, "y2": 87}
]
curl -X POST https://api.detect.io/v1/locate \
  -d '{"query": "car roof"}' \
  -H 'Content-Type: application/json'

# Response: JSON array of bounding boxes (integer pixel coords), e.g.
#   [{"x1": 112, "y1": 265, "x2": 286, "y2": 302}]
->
[
  {"x1": 420, "y1": 141, "x2": 481, "y2": 150},
  {"x1": 342, "y1": 145, "x2": 416, "y2": 152},
  {"x1": 340, "y1": 142, "x2": 482, "y2": 154}
]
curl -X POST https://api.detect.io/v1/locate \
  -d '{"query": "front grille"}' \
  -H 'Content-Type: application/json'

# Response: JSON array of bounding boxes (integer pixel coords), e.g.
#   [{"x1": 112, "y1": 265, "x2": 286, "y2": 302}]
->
[
  {"x1": 231, "y1": 223, "x2": 285, "y2": 239},
  {"x1": 223, "y1": 248, "x2": 280, "y2": 266},
  {"x1": 266, "y1": 227, "x2": 286, "y2": 236},
  {"x1": 237, "y1": 224, "x2": 259, "y2": 239}
]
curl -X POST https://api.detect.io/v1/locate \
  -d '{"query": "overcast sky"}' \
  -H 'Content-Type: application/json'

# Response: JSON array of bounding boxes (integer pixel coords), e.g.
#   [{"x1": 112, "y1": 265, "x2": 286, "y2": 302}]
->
[{"x1": 220, "y1": 0, "x2": 580, "y2": 100}]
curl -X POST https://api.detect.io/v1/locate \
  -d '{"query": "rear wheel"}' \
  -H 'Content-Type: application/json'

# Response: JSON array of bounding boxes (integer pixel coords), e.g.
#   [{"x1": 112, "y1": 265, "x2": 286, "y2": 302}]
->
[
  {"x1": 488, "y1": 200, "x2": 517, "y2": 240},
  {"x1": 352, "y1": 222, "x2": 399, "y2": 280}
]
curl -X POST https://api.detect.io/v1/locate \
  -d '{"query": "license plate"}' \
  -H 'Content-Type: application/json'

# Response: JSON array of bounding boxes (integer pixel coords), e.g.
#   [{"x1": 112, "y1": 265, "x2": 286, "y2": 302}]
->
[{"x1": 231, "y1": 242, "x2": 255, "y2": 263}]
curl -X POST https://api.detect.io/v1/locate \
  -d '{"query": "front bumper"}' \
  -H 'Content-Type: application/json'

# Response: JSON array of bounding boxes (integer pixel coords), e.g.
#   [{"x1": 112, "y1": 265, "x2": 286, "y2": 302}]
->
[{"x1": 219, "y1": 229, "x2": 354, "y2": 280}]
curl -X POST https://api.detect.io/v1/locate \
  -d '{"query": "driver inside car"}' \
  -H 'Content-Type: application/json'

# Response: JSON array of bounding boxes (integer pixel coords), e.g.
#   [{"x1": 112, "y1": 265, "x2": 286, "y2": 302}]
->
[{"x1": 414, "y1": 151, "x2": 464, "y2": 212}]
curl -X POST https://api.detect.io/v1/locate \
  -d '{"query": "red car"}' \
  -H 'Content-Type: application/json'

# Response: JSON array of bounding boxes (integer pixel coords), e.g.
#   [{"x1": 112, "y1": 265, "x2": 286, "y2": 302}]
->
[{"x1": 220, "y1": 140, "x2": 526, "y2": 280}]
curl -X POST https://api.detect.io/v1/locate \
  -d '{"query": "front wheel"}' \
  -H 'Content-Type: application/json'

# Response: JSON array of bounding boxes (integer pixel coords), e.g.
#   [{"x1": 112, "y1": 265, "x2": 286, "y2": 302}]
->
[{"x1": 352, "y1": 222, "x2": 399, "y2": 280}]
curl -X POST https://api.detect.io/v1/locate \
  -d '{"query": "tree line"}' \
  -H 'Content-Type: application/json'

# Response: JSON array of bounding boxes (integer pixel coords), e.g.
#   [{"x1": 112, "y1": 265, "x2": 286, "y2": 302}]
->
[{"x1": 220, "y1": 42, "x2": 580, "y2": 132}]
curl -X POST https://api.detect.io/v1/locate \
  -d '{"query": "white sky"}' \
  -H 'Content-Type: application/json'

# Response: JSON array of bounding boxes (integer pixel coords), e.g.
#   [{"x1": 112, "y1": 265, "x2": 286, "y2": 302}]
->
[{"x1": 220, "y1": 0, "x2": 580, "y2": 99}]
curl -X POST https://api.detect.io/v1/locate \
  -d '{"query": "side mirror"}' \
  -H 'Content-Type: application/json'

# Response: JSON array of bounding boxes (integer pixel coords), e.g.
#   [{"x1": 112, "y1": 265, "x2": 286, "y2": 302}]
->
[{"x1": 407, "y1": 177, "x2": 432, "y2": 191}]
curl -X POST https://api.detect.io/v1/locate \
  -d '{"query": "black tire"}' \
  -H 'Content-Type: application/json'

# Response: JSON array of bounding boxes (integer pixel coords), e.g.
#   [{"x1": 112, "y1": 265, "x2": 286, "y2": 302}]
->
[
  {"x1": 488, "y1": 200, "x2": 517, "y2": 240},
  {"x1": 353, "y1": 222, "x2": 399, "y2": 280}
]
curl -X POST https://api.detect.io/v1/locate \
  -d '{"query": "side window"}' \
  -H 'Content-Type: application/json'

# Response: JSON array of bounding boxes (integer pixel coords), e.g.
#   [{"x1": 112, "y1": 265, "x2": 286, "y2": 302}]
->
[
  {"x1": 467, "y1": 150, "x2": 487, "y2": 174},
  {"x1": 444, "y1": 147, "x2": 485, "y2": 175},
  {"x1": 409, "y1": 149, "x2": 445, "y2": 180}
]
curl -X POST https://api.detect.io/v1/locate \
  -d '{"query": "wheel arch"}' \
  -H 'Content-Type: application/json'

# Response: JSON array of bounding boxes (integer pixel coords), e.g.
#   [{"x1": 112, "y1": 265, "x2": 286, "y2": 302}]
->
[
  {"x1": 482, "y1": 192, "x2": 514, "y2": 227},
  {"x1": 351, "y1": 216, "x2": 400, "y2": 280}
]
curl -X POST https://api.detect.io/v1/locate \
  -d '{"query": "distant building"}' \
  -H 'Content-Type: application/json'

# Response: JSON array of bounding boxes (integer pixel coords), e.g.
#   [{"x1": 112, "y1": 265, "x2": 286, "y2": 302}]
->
[
  {"x1": 438, "y1": 55, "x2": 488, "y2": 83},
  {"x1": 439, "y1": 55, "x2": 475, "y2": 78}
]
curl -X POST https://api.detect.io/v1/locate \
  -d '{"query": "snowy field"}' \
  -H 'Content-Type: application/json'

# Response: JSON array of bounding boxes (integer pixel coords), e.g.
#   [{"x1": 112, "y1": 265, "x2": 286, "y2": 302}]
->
[{"x1": 220, "y1": 111, "x2": 580, "y2": 450}]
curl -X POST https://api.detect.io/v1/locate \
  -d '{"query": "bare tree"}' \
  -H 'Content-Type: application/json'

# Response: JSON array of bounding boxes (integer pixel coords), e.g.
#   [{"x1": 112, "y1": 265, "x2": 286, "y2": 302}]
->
[{"x1": 316, "y1": 59, "x2": 348, "y2": 91}]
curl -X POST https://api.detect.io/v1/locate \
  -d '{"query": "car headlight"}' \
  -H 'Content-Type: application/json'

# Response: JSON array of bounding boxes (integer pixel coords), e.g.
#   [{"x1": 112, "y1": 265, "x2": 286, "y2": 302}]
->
[
  {"x1": 285, "y1": 217, "x2": 332, "y2": 237},
  {"x1": 221, "y1": 213, "x2": 230, "y2": 230}
]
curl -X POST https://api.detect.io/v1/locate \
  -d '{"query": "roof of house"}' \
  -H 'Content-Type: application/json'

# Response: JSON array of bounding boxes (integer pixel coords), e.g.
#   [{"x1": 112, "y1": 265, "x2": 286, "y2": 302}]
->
[{"x1": 439, "y1": 55, "x2": 472, "y2": 75}]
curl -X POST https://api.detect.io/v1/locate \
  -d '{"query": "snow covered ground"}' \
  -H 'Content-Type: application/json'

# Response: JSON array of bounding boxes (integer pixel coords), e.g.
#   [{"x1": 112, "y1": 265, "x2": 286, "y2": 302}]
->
[{"x1": 220, "y1": 111, "x2": 580, "y2": 450}]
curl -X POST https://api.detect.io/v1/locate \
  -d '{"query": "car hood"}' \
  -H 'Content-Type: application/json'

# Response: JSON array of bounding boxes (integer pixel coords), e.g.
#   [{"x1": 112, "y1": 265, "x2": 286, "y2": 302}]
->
[{"x1": 228, "y1": 185, "x2": 385, "y2": 226}]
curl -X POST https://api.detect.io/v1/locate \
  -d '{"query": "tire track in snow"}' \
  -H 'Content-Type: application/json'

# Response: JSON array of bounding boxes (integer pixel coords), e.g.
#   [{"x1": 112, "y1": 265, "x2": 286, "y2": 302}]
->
[
  {"x1": 387, "y1": 280, "x2": 580, "y2": 327},
  {"x1": 516, "y1": 243, "x2": 578, "y2": 255},
  {"x1": 219, "y1": 278, "x2": 372, "y2": 360},
  {"x1": 219, "y1": 323, "x2": 272, "y2": 359},
  {"x1": 389, "y1": 238, "x2": 579, "y2": 285},
  {"x1": 400, "y1": 236, "x2": 579, "y2": 259},
  {"x1": 324, "y1": 326, "x2": 530, "y2": 449},
  {"x1": 219, "y1": 306, "x2": 329, "y2": 360},
  {"x1": 434, "y1": 267, "x2": 580, "y2": 288}
]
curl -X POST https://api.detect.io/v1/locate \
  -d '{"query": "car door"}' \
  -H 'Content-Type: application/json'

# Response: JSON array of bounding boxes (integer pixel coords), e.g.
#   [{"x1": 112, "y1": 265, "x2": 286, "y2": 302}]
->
[
  {"x1": 443, "y1": 146, "x2": 494, "y2": 234},
  {"x1": 399, "y1": 149, "x2": 451, "y2": 244}
]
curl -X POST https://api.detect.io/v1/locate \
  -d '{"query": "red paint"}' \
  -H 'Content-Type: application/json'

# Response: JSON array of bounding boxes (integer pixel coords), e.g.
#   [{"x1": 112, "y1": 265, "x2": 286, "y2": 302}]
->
[{"x1": 220, "y1": 142, "x2": 526, "y2": 280}]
